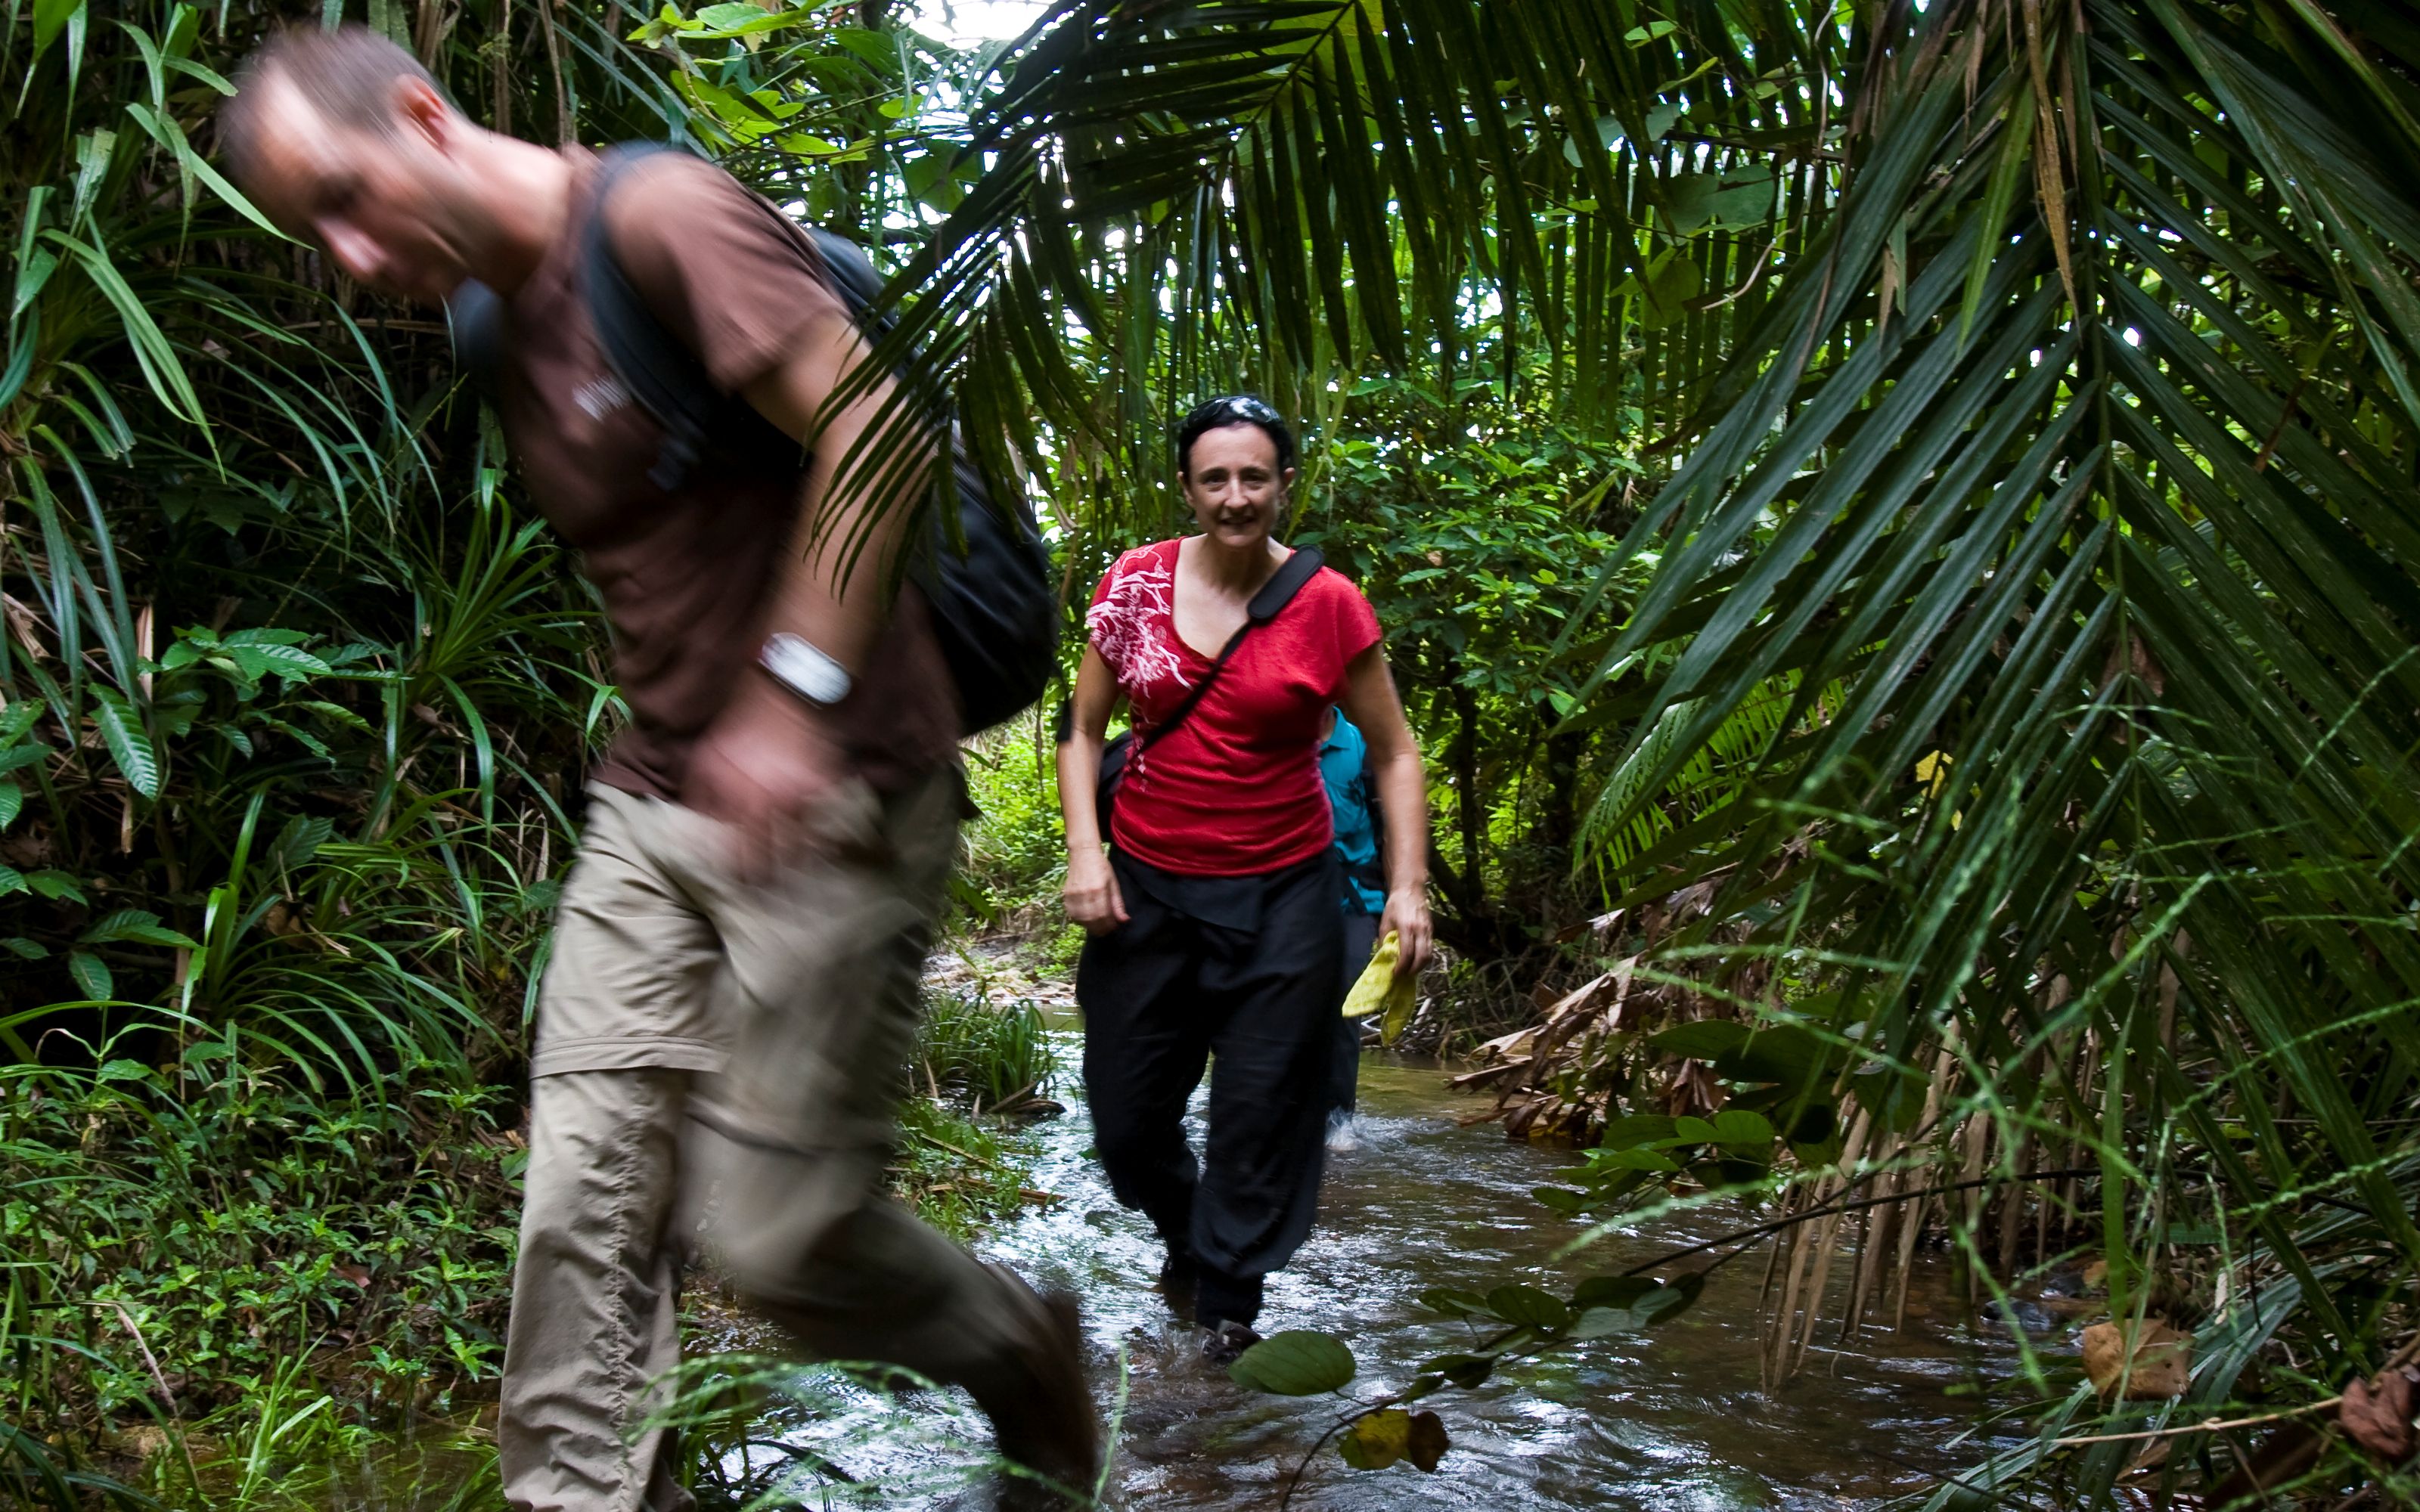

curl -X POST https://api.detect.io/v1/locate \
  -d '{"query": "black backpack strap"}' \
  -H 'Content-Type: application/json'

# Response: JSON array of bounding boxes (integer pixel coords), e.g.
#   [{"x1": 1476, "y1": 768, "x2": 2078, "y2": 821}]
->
[
  {"x1": 581, "y1": 143, "x2": 783, "y2": 491},
  {"x1": 804, "y1": 227, "x2": 892, "y2": 333},
  {"x1": 1131, "y1": 546, "x2": 1324, "y2": 758}
]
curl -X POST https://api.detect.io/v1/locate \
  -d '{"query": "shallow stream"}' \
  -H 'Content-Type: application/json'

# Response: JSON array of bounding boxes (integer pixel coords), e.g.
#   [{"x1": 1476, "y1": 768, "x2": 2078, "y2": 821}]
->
[
  {"x1": 749, "y1": 1034, "x2": 2024, "y2": 1510},
  {"x1": 335, "y1": 1030, "x2": 2031, "y2": 1509}
]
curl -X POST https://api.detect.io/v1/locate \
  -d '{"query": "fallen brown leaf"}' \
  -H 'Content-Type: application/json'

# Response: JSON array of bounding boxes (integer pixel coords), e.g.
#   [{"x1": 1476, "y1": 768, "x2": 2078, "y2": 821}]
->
[
  {"x1": 2082, "y1": 1318, "x2": 2192, "y2": 1399},
  {"x1": 2339, "y1": 1366, "x2": 2417, "y2": 1461}
]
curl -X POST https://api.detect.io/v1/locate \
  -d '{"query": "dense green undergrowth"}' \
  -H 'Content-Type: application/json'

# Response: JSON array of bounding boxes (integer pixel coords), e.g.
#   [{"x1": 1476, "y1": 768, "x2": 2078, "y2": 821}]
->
[{"x1": 4, "y1": 1001, "x2": 1053, "y2": 1509}]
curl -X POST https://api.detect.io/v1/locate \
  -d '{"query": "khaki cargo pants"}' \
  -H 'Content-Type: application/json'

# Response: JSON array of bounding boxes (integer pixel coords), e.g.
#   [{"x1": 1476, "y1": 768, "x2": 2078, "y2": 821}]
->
[{"x1": 500, "y1": 770, "x2": 1040, "y2": 1512}]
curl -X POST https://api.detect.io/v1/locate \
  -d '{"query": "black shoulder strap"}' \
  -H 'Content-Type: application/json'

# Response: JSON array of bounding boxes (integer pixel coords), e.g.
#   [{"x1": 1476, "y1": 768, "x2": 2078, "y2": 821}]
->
[
  {"x1": 584, "y1": 146, "x2": 927, "y2": 497},
  {"x1": 1134, "y1": 547, "x2": 1324, "y2": 756},
  {"x1": 585, "y1": 137, "x2": 842, "y2": 488},
  {"x1": 582, "y1": 144, "x2": 783, "y2": 491}
]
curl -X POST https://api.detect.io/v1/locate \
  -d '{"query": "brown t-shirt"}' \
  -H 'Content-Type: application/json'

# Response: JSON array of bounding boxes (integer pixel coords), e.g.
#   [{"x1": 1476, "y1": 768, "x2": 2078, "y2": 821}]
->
[{"x1": 495, "y1": 149, "x2": 960, "y2": 799}]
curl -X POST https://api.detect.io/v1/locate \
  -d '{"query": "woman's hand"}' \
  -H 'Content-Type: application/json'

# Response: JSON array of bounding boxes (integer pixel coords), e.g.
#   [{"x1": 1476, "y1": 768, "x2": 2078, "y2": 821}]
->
[
  {"x1": 1064, "y1": 845, "x2": 1130, "y2": 934},
  {"x1": 1382, "y1": 885, "x2": 1432, "y2": 978}
]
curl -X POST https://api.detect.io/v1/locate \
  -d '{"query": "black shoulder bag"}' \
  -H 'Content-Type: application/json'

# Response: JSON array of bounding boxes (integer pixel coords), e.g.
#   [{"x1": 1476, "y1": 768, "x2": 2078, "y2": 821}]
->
[{"x1": 1088, "y1": 546, "x2": 1324, "y2": 838}]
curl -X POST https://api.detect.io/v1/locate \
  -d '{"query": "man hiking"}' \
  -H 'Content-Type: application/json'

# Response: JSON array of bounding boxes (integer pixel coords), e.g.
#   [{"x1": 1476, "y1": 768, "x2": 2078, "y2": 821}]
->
[{"x1": 218, "y1": 27, "x2": 1098, "y2": 1512}]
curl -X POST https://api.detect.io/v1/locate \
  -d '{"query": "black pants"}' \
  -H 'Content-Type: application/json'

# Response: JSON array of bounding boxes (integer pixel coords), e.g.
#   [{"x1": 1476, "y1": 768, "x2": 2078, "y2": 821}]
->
[
  {"x1": 1330, "y1": 910, "x2": 1381, "y2": 1115},
  {"x1": 1077, "y1": 849, "x2": 1344, "y2": 1329}
]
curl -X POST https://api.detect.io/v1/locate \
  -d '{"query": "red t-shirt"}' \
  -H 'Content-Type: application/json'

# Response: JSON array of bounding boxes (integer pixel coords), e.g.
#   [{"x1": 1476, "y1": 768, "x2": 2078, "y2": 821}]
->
[{"x1": 1087, "y1": 539, "x2": 1382, "y2": 877}]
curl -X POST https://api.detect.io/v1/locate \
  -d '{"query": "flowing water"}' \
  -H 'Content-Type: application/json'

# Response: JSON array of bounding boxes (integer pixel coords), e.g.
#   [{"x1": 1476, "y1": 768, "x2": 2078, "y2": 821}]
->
[
  {"x1": 336, "y1": 1027, "x2": 2030, "y2": 1510},
  {"x1": 739, "y1": 1031, "x2": 2025, "y2": 1510}
]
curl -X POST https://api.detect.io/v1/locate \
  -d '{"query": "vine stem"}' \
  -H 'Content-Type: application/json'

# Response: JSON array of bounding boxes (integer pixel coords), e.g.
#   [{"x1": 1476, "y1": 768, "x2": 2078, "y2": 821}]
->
[
  {"x1": 2051, "y1": 1329, "x2": 2420, "y2": 1450},
  {"x1": 2051, "y1": 1397, "x2": 2342, "y2": 1447},
  {"x1": 1278, "y1": 1399, "x2": 1389, "y2": 1512},
  {"x1": 1617, "y1": 1165, "x2": 2101, "y2": 1277}
]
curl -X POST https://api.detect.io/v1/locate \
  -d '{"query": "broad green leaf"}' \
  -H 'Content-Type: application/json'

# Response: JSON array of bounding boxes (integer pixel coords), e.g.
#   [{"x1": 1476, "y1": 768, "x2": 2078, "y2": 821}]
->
[
  {"x1": 268, "y1": 816, "x2": 335, "y2": 872},
  {"x1": 1598, "y1": 1114, "x2": 1678, "y2": 1150},
  {"x1": 89, "y1": 689, "x2": 160, "y2": 798},
  {"x1": 1571, "y1": 1306, "x2": 1641, "y2": 1339},
  {"x1": 79, "y1": 908, "x2": 197, "y2": 948},
  {"x1": 66, "y1": 947, "x2": 113, "y2": 999},
  {"x1": 1571, "y1": 1275, "x2": 1659, "y2": 1312},
  {"x1": 1227, "y1": 1330, "x2": 1355, "y2": 1395},
  {"x1": 300, "y1": 700, "x2": 373, "y2": 733},
  {"x1": 13, "y1": 248, "x2": 59, "y2": 319},
  {"x1": 1531, "y1": 1185, "x2": 1590, "y2": 1212},
  {"x1": 1589, "y1": 1145, "x2": 1680, "y2": 1173},
  {"x1": 26, "y1": 870, "x2": 85, "y2": 903},
  {"x1": 1415, "y1": 1352, "x2": 1494, "y2": 1389},
  {"x1": 1417, "y1": 1287, "x2": 1491, "y2": 1318},
  {"x1": 1712, "y1": 1027, "x2": 1829, "y2": 1086},
  {"x1": 1, "y1": 937, "x2": 49, "y2": 959},
  {"x1": 32, "y1": 0, "x2": 83, "y2": 59},
  {"x1": 222, "y1": 643, "x2": 334, "y2": 683},
  {"x1": 1339, "y1": 1408, "x2": 1409, "y2": 1470},
  {"x1": 1709, "y1": 1110, "x2": 1776, "y2": 1147},
  {"x1": 1484, "y1": 1284, "x2": 1569, "y2": 1331}
]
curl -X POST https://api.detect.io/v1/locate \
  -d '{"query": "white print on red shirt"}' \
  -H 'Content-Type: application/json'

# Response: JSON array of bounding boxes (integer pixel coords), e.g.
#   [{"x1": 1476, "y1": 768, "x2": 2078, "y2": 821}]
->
[
  {"x1": 1087, "y1": 550, "x2": 1191, "y2": 700},
  {"x1": 1087, "y1": 547, "x2": 1193, "y2": 785}
]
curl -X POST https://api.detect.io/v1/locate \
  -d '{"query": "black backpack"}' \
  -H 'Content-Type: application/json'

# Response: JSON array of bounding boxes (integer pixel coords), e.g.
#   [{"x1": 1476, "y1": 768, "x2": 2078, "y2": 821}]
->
[{"x1": 448, "y1": 144, "x2": 1057, "y2": 736}]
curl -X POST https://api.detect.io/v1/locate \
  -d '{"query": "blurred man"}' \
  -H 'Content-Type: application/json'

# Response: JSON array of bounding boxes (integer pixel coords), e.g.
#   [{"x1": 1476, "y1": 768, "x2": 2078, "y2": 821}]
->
[{"x1": 218, "y1": 28, "x2": 1097, "y2": 1512}]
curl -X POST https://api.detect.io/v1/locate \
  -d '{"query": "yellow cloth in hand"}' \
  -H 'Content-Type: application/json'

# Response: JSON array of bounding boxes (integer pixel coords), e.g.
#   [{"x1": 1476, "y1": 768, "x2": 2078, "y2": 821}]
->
[{"x1": 1342, "y1": 929, "x2": 1418, "y2": 1043}]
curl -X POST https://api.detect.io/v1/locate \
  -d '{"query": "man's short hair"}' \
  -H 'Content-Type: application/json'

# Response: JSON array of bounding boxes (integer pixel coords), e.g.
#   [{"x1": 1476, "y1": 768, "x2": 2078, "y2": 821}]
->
[{"x1": 218, "y1": 25, "x2": 451, "y2": 184}]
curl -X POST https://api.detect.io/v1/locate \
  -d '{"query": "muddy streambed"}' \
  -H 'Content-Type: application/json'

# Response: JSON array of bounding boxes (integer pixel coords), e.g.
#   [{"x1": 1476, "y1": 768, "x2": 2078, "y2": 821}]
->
[{"x1": 736, "y1": 1035, "x2": 2027, "y2": 1510}]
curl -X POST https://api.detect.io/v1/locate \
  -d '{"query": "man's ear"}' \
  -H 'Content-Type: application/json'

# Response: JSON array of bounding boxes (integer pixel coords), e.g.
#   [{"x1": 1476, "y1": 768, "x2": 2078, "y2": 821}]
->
[{"x1": 392, "y1": 76, "x2": 455, "y2": 150}]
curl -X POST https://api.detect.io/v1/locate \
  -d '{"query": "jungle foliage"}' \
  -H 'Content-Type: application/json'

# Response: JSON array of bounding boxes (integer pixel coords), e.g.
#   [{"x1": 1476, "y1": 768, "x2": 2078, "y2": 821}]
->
[
  {"x1": 902, "y1": 0, "x2": 2420, "y2": 1504},
  {"x1": 0, "y1": 0, "x2": 1028, "y2": 1501},
  {"x1": 7, "y1": 0, "x2": 2420, "y2": 1507}
]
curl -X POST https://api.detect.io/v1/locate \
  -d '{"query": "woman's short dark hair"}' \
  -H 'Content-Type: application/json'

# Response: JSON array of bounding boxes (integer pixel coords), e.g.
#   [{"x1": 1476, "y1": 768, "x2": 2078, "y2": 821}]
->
[{"x1": 1174, "y1": 395, "x2": 1296, "y2": 479}]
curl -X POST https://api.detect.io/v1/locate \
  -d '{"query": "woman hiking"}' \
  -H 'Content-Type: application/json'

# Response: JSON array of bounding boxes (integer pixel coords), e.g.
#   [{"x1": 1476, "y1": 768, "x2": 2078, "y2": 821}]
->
[{"x1": 1056, "y1": 396, "x2": 1432, "y2": 1359}]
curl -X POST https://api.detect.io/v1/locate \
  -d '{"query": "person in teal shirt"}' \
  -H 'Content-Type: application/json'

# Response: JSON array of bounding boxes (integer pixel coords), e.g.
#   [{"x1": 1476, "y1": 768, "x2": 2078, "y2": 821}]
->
[{"x1": 1319, "y1": 708, "x2": 1388, "y2": 1137}]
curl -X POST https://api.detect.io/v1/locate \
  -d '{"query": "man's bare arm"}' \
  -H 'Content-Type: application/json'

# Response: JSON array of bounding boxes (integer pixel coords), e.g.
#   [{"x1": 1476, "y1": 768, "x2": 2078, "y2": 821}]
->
[
  {"x1": 740, "y1": 306, "x2": 931, "y2": 680},
  {"x1": 681, "y1": 303, "x2": 935, "y2": 869}
]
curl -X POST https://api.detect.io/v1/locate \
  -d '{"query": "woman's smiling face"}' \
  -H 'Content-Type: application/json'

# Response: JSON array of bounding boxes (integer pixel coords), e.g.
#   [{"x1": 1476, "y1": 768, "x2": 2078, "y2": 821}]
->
[{"x1": 1181, "y1": 423, "x2": 1295, "y2": 550}]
